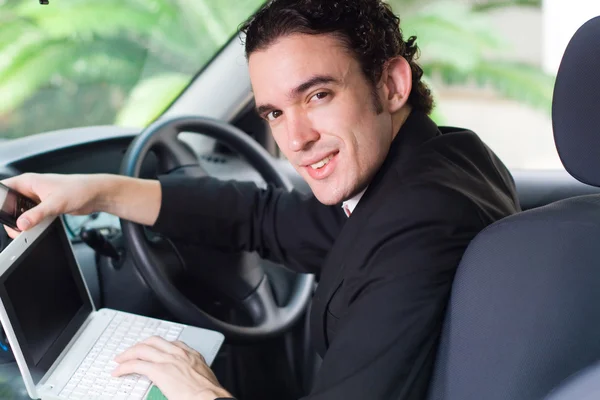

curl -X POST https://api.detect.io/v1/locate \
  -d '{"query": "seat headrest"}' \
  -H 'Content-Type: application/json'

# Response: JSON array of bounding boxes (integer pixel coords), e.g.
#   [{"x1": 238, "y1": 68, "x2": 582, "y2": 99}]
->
[{"x1": 553, "y1": 16, "x2": 600, "y2": 187}]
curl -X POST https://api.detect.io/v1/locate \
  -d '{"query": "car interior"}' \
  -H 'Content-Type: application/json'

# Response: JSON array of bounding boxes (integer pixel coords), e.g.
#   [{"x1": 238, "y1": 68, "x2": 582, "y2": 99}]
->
[{"x1": 0, "y1": 2, "x2": 599, "y2": 400}]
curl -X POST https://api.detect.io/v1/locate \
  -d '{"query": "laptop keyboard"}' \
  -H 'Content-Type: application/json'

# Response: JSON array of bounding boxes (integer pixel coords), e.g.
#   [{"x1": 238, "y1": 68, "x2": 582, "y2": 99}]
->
[{"x1": 59, "y1": 312, "x2": 183, "y2": 400}]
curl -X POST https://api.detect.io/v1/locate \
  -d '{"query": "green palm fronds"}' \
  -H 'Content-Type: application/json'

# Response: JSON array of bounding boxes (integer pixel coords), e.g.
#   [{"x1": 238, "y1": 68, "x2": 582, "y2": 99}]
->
[
  {"x1": 0, "y1": 0, "x2": 263, "y2": 129},
  {"x1": 391, "y1": 0, "x2": 554, "y2": 122}
]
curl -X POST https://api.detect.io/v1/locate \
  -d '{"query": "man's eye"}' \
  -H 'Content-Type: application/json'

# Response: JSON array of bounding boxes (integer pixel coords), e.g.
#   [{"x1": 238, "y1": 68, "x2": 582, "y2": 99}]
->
[
  {"x1": 267, "y1": 110, "x2": 282, "y2": 121},
  {"x1": 311, "y1": 92, "x2": 329, "y2": 101}
]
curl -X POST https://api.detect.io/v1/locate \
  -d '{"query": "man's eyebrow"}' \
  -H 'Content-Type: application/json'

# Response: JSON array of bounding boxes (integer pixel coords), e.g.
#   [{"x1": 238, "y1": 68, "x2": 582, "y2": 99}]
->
[
  {"x1": 290, "y1": 75, "x2": 338, "y2": 98},
  {"x1": 256, "y1": 103, "x2": 276, "y2": 117},
  {"x1": 255, "y1": 75, "x2": 339, "y2": 117}
]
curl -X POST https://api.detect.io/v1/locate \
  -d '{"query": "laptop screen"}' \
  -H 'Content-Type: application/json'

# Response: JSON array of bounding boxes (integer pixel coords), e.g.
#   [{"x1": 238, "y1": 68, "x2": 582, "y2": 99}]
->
[{"x1": 0, "y1": 218, "x2": 93, "y2": 384}]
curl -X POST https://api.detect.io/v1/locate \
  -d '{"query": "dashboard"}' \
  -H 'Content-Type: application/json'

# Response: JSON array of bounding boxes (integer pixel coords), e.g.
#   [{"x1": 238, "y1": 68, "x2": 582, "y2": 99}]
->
[{"x1": 0, "y1": 127, "x2": 145, "y2": 242}]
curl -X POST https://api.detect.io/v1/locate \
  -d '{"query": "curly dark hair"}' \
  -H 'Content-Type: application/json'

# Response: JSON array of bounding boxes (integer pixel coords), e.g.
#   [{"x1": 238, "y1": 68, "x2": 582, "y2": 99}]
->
[{"x1": 240, "y1": 0, "x2": 434, "y2": 115}]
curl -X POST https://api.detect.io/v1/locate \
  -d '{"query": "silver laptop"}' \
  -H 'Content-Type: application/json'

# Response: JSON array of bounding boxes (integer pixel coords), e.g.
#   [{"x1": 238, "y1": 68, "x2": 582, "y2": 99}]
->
[{"x1": 0, "y1": 216, "x2": 225, "y2": 399}]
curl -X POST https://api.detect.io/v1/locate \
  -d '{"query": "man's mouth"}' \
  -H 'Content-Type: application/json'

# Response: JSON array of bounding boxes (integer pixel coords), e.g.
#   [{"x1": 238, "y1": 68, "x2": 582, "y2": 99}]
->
[
  {"x1": 302, "y1": 151, "x2": 339, "y2": 181},
  {"x1": 310, "y1": 154, "x2": 334, "y2": 170}
]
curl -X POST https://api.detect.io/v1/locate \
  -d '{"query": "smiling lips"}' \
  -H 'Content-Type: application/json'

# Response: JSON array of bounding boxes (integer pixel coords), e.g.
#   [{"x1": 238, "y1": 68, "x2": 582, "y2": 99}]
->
[
  {"x1": 303, "y1": 151, "x2": 339, "y2": 180},
  {"x1": 310, "y1": 154, "x2": 334, "y2": 169}
]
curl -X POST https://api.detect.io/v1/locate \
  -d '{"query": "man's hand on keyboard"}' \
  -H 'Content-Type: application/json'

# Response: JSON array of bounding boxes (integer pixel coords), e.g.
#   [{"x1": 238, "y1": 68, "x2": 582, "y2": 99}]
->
[{"x1": 112, "y1": 336, "x2": 232, "y2": 400}]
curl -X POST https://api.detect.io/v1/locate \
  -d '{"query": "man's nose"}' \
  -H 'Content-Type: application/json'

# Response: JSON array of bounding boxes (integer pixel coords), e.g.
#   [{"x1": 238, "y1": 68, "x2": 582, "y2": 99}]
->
[{"x1": 286, "y1": 114, "x2": 320, "y2": 152}]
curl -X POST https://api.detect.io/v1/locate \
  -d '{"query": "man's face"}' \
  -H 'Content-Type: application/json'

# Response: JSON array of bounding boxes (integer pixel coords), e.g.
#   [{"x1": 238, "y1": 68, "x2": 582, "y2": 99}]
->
[{"x1": 249, "y1": 34, "x2": 396, "y2": 205}]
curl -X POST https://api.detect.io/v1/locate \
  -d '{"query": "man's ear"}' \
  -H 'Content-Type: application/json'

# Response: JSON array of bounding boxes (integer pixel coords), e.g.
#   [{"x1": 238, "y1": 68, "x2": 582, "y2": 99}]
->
[{"x1": 380, "y1": 56, "x2": 412, "y2": 113}]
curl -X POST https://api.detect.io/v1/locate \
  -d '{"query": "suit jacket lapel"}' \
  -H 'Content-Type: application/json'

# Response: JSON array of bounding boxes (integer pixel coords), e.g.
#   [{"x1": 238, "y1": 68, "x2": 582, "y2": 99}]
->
[{"x1": 309, "y1": 110, "x2": 441, "y2": 356}]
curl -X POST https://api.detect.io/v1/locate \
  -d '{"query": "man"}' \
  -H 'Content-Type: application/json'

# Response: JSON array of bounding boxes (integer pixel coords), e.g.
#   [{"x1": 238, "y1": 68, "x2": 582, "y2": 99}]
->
[{"x1": 3, "y1": 0, "x2": 520, "y2": 399}]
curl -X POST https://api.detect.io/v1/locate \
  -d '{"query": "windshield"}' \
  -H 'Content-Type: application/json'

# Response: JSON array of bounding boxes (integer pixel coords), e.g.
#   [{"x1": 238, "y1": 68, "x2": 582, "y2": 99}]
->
[{"x1": 0, "y1": 0, "x2": 264, "y2": 139}]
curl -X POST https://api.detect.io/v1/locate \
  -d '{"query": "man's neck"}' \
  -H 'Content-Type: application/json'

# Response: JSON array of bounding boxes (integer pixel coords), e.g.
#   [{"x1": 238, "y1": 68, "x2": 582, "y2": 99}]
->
[
  {"x1": 391, "y1": 105, "x2": 413, "y2": 140},
  {"x1": 341, "y1": 106, "x2": 412, "y2": 217}
]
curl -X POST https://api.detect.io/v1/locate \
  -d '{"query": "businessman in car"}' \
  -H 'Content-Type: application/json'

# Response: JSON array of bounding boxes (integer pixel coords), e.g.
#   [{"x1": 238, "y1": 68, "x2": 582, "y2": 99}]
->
[{"x1": 3, "y1": 0, "x2": 520, "y2": 399}]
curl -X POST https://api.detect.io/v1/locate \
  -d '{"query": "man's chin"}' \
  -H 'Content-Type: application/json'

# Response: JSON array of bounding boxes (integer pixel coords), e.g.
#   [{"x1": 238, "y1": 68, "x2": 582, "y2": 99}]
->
[{"x1": 308, "y1": 184, "x2": 346, "y2": 206}]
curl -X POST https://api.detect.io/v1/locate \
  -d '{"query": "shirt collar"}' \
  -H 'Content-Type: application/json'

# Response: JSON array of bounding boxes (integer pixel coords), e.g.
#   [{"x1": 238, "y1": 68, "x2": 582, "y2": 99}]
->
[{"x1": 341, "y1": 186, "x2": 368, "y2": 217}]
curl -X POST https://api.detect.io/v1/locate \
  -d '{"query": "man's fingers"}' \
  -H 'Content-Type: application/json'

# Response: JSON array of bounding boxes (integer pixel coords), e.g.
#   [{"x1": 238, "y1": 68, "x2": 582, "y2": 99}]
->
[
  {"x1": 1, "y1": 174, "x2": 38, "y2": 200},
  {"x1": 111, "y1": 359, "x2": 155, "y2": 378},
  {"x1": 112, "y1": 339, "x2": 227, "y2": 400},
  {"x1": 141, "y1": 336, "x2": 187, "y2": 357},
  {"x1": 16, "y1": 197, "x2": 63, "y2": 231},
  {"x1": 2, "y1": 174, "x2": 63, "y2": 232},
  {"x1": 114, "y1": 342, "x2": 173, "y2": 364},
  {"x1": 17, "y1": 206, "x2": 46, "y2": 231},
  {"x1": 1, "y1": 173, "x2": 45, "y2": 232},
  {"x1": 3, "y1": 225, "x2": 20, "y2": 239}
]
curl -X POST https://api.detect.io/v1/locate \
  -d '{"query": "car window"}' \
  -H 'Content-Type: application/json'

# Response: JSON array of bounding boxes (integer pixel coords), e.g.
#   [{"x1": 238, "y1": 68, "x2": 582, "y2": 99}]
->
[
  {"x1": 0, "y1": 0, "x2": 265, "y2": 140},
  {"x1": 389, "y1": 0, "x2": 598, "y2": 170},
  {"x1": 1, "y1": 0, "x2": 596, "y2": 171}
]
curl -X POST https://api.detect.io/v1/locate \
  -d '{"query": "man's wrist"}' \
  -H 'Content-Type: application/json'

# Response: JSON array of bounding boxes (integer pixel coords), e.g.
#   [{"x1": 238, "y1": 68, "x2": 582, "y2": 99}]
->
[
  {"x1": 93, "y1": 174, "x2": 122, "y2": 214},
  {"x1": 97, "y1": 175, "x2": 162, "y2": 226}
]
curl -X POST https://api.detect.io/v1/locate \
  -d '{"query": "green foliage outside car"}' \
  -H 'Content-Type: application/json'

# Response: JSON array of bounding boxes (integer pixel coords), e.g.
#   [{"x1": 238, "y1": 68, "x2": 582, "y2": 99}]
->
[
  {"x1": 0, "y1": 0, "x2": 553, "y2": 139},
  {"x1": 396, "y1": 0, "x2": 553, "y2": 123}
]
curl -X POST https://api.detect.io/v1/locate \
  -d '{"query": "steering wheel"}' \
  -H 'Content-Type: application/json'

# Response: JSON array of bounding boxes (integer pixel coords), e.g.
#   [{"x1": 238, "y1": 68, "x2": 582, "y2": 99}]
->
[{"x1": 119, "y1": 116, "x2": 315, "y2": 343}]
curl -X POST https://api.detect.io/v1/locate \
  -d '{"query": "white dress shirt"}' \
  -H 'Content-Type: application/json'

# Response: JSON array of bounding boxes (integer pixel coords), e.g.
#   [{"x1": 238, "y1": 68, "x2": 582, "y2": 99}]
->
[{"x1": 341, "y1": 186, "x2": 368, "y2": 217}]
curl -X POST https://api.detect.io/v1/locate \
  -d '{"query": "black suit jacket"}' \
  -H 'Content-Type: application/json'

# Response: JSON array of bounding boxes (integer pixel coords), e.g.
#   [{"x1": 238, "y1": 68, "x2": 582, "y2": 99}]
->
[{"x1": 152, "y1": 110, "x2": 520, "y2": 399}]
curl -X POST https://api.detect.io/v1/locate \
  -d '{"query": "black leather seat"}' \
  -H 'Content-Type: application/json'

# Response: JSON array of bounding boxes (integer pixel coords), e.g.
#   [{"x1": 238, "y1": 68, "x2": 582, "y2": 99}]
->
[{"x1": 427, "y1": 16, "x2": 600, "y2": 400}]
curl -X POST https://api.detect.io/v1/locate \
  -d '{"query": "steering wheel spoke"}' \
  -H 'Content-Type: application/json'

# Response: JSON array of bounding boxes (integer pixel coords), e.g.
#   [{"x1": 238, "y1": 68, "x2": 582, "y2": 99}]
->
[
  {"x1": 241, "y1": 277, "x2": 281, "y2": 326},
  {"x1": 155, "y1": 131, "x2": 200, "y2": 169}
]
